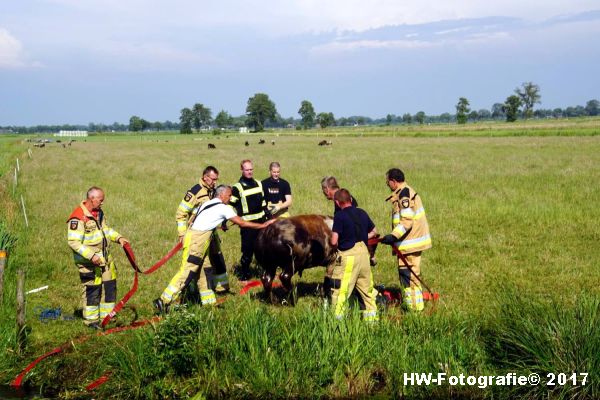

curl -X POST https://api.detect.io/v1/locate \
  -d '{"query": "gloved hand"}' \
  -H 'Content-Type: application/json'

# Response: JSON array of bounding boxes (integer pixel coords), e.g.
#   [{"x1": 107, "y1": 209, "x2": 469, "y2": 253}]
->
[
  {"x1": 380, "y1": 234, "x2": 397, "y2": 245},
  {"x1": 269, "y1": 205, "x2": 280, "y2": 214}
]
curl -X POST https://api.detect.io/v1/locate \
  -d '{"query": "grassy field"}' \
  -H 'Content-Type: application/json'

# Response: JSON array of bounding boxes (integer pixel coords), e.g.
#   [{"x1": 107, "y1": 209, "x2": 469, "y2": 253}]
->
[{"x1": 0, "y1": 121, "x2": 599, "y2": 398}]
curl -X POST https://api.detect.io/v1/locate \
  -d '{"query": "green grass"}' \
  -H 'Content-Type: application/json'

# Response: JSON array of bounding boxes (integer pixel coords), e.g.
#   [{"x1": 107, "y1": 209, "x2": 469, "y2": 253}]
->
[{"x1": 0, "y1": 122, "x2": 599, "y2": 398}]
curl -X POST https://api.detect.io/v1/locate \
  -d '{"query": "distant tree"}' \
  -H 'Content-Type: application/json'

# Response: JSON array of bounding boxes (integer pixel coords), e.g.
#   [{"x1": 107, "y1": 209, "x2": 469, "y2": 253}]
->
[
  {"x1": 192, "y1": 103, "x2": 212, "y2": 132},
  {"x1": 140, "y1": 119, "x2": 151, "y2": 131},
  {"x1": 503, "y1": 95, "x2": 522, "y2": 122},
  {"x1": 153, "y1": 121, "x2": 163, "y2": 131},
  {"x1": 385, "y1": 114, "x2": 393, "y2": 125},
  {"x1": 129, "y1": 115, "x2": 143, "y2": 132},
  {"x1": 356, "y1": 116, "x2": 365, "y2": 125},
  {"x1": 298, "y1": 100, "x2": 316, "y2": 129},
  {"x1": 491, "y1": 103, "x2": 505, "y2": 120},
  {"x1": 402, "y1": 113, "x2": 412, "y2": 124},
  {"x1": 552, "y1": 108, "x2": 563, "y2": 118},
  {"x1": 246, "y1": 93, "x2": 277, "y2": 132},
  {"x1": 439, "y1": 113, "x2": 452, "y2": 123},
  {"x1": 455, "y1": 97, "x2": 470, "y2": 124},
  {"x1": 565, "y1": 105, "x2": 586, "y2": 117},
  {"x1": 585, "y1": 99, "x2": 599, "y2": 116},
  {"x1": 468, "y1": 110, "x2": 479, "y2": 121},
  {"x1": 179, "y1": 107, "x2": 194, "y2": 134},
  {"x1": 515, "y1": 82, "x2": 541, "y2": 119},
  {"x1": 215, "y1": 110, "x2": 233, "y2": 129},
  {"x1": 337, "y1": 117, "x2": 349, "y2": 126},
  {"x1": 478, "y1": 109, "x2": 491, "y2": 120},
  {"x1": 415, "y1": 111, "x2": 426, "y2": 124},
  {"x1": 317, "y1": 112, "x2": 335, "y2": 128}
]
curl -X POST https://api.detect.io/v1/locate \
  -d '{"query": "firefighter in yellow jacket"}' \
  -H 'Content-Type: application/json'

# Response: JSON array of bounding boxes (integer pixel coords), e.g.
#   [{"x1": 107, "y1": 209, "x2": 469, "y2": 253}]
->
[
  {"x1": 67, "y1": 187, "x2": 128, "y2": 329},
  {"x1": 175, "y1": 166, "x2": 229, "y2": 293},
  {"x1": 380, "y1": 168, "x2": 432, "y2": 311},
  {"x1": 155, "y1": 185, "x2": 274, "y2": 313}
]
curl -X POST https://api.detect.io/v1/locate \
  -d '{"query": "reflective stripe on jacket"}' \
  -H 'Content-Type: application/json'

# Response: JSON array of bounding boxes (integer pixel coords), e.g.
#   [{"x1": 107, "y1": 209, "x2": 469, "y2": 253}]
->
[
  {"x1": 67, "y1": 202, "x2": 121, "y2": 265},
  {"x1": 230, "y1": 178, "x2": 266, "y2": 221},
  {"x1": 387, "y1": 183, "x2": 432, "y2": 254},
  {"x1": 175, "y1": 181, "x2": 213, "y2": 236}
]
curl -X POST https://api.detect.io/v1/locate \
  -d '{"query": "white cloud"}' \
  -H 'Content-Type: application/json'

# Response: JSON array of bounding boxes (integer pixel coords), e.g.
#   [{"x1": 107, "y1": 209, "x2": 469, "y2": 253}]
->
[
  {"x1": 311, "y1": 39, "x2": 439, "y2": 55},
  {"x1": 310, "y1": 31, "x2": 513, "y2": 55},
  {"x1": 0, "y1": 28, "x2": 40, "y2": 68},
  {"x1": 92, "y1": 41, "x2": 225, "y2": 71},
  {"x1": 35, "y1": 0, "x2": 600, "y2": 35}
]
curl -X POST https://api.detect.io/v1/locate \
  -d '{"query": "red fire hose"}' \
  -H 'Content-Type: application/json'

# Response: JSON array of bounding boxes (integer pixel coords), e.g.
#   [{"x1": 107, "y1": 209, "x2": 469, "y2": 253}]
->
[{"x1": 367, "y1": 236, "x2": 439, "y2": 302}]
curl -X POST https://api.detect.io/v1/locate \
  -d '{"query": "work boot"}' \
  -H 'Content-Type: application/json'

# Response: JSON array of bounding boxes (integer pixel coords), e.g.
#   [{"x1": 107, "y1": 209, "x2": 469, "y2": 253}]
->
[
  {"x1": 153, "y1": 298, "x2": 170, "y2": 315},
  {"x1": 87, "y1": 322, "x2": 102, "y2": 330}
]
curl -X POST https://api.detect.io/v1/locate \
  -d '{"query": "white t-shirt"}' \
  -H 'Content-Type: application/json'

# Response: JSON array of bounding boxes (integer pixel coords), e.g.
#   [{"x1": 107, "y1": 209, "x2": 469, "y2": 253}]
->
[{"x1": 190, "y1": 198, "x2": 237, "y2": 231}]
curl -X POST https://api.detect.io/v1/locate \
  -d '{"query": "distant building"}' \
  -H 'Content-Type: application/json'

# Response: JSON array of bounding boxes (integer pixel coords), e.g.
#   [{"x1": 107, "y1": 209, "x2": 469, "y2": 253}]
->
[
  {"x1": 54, "y1": 130, "x2": 88, "y2": 137},
  {"x1": 239, "y1": 127, "x2": 249, "y2": 133}
]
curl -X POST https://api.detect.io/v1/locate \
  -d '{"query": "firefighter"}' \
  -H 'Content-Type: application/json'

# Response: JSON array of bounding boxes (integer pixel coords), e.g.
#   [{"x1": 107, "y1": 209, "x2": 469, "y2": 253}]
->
[
  {"x1": 320, "y1": 176, "x2": 358, "y2": 213},
  {"x1": 262, "y1": 161, "x2": 293, "y2": 218},
  {"x1": 329, "y1": 189, "x2": 378, "y2": 321},
  {"x1": 175, "y1": 166, "x2": 229, "y2": 293},
  {"x1": 155, "y1": 185, "x2": 274, "y2": 312},
  {"x1": 380, "y1": 168, "x2": 432, "y2": 312},
  {"x1": 67, "y1": 187, "x2": 129, "y2": 329},
  {"x1": 230, "y1": 159, "x2": 272, "y2": 280}
]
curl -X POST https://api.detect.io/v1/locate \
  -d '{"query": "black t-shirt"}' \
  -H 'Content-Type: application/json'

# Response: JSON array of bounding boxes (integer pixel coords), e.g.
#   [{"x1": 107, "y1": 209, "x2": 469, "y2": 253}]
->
[
  {"x1": 262, "y1": 177, "x2": 291, "y2": 204},
  {"x1": 332, "y1": 207, "x2": 375, "y2": 251},
  {"x1": 334, "y1": 195, "x2": 358, "y2": 214}
]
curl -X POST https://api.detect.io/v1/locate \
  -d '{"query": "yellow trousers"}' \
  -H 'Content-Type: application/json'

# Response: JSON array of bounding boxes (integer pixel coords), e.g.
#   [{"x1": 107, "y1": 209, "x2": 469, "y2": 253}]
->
[
  {"x1": 331, "y1": 242, "x2": 378, "y2": 321},
  {"x1": 160, "y1": 229, "x2": 216, "y2": 306}
]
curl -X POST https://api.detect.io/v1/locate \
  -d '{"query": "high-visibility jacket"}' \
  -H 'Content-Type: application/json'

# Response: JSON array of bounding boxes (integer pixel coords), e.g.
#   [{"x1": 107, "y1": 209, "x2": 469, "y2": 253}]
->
[
  {"x1": 230, "y1": 177, "x2": 267, "y2": 221},
  {"x1": 175, "y1": 180, "x2": 214, "y2": 236},
  {"x1": 387, "y1": 182, "x2": 432, "y2": 254},
  {"x1": 67, "y1": 202, "x2": 122, "y2": 266}
]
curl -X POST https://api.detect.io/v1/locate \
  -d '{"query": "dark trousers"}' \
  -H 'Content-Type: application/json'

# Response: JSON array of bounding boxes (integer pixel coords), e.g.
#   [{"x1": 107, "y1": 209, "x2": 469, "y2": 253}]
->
[{"x1": 239, "y1": 217, "x2": 265, "y2": 273}]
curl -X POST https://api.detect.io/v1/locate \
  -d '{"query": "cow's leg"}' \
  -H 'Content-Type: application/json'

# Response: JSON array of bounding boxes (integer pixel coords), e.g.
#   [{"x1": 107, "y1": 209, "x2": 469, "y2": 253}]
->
[
  {"x1": 279, "y1": 263, "x2": 298, "y2": 306},
  {"x1": 261, "y1": 267, "x2": 277, "y2": 303}
]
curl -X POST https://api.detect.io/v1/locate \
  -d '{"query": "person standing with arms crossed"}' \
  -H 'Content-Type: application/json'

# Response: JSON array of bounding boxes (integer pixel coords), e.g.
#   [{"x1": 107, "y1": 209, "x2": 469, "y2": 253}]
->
[{"x1": 262, "y1": 161, "x2": 293, "y2": 218}]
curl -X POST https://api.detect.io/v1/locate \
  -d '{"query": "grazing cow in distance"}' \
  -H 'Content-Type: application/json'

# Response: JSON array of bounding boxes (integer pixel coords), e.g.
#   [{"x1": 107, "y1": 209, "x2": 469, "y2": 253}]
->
[
  {"x1": 271, "y1": 140, "x2": 275, "y2": 145},
  {"x1": 34, "y1": 143, "x2": 45, "y2": 148},
  {"x1": 259, "y1": 139, "x2": 265, "y2": 144},
  {"x1": 208, "y1": 143, "x2": 216, "y2": 149},
  {"x1": 255, "y1": 215, "x2": 337, "y2": 303},
  {"x1": 318, "y1": 140, "x2": 333, "y2": 146},
  {"x1": 245, "y1": 141, "x2": 250, "y2": 146}
]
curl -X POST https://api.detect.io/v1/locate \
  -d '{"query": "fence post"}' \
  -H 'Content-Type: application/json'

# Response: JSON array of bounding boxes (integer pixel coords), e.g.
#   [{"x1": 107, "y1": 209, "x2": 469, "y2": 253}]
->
[
  {"x1": 16, "y1": 158, "x2": 20, "y2": 172},
  {"x1": 20, "y1": 196, "x2": 29, "y2": 228},
  {"x1": 0, "y1": 250, "x2": 6, "y2": 304},
  {"x1": 16, "y1": 269, "x2": 26, "y2": 355}
]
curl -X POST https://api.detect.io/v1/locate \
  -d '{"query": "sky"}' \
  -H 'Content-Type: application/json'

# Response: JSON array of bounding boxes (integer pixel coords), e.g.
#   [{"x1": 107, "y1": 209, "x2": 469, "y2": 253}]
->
[{"x1": 1, "y1": 0, "x2": 599, "y2": 125}]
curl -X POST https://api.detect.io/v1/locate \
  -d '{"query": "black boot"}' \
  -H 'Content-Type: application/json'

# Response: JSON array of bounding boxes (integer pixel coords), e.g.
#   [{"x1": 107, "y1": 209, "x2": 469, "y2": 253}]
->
[{"x1": 153, "y1": 298, "x2": 170, "y2": 315}]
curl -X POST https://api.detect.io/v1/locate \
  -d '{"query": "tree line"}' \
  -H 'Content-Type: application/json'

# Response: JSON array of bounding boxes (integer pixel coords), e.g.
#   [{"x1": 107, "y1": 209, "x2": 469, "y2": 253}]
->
[{"x1": 1, "y1": 83, "x2": 598, "y2": 134}]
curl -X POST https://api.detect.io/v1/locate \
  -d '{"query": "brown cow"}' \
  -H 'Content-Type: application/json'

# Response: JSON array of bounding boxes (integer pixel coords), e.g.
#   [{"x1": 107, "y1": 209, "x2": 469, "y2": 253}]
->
[
  {"x1": 208, "y1": 143, "x2": 216, "y2": 149},
  {"x1": 255, "y1": 215, "x2": 337, "y2": 303}
]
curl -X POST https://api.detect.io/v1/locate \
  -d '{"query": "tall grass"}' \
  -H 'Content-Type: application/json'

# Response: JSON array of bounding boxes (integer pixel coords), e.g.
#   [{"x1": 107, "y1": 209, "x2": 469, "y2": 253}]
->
[
  {"x1": 34, "y1": 292, "x2": 596, "y2": 399},
  {"x1": 484, "y1": 289, "x2": 599, "y2": 399}
]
